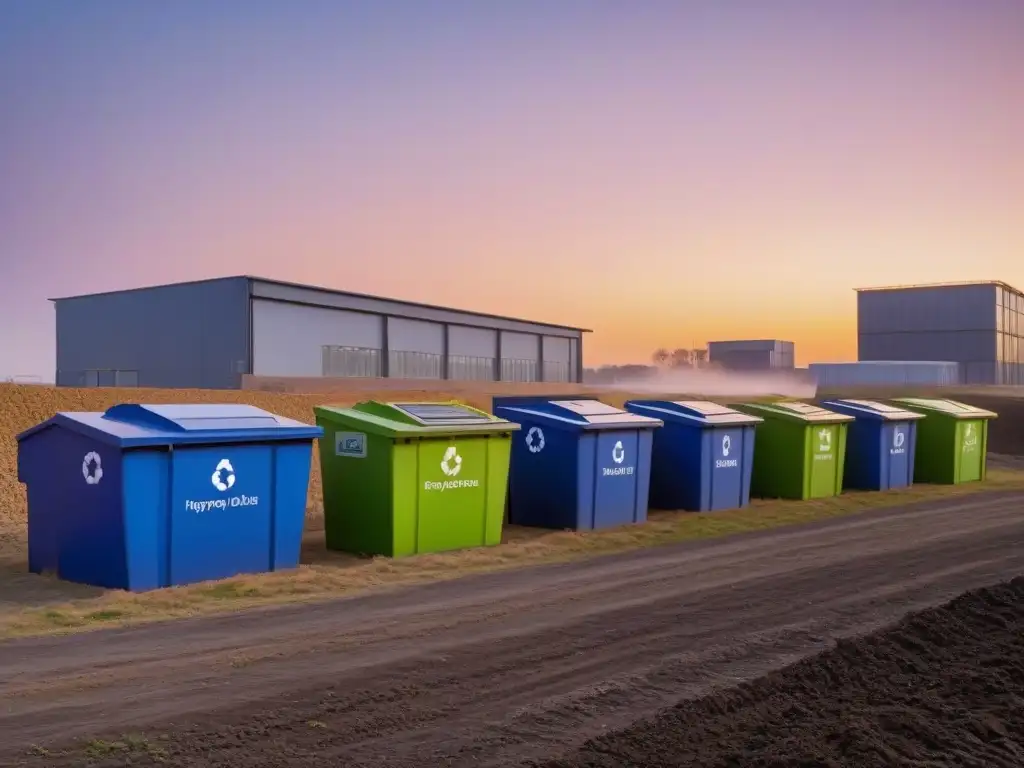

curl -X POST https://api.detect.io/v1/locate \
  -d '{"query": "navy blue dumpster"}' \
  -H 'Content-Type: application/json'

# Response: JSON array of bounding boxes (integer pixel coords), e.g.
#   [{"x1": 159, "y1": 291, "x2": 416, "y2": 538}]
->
[
  {"x1": 624, "y1": 400, "x2": 762, "y2": 512},
  {"x1": 492, "y1": 397, "x2": 662, "y2": 530},
  {"x1": 820, "y1": 399, "x2": 923, "y2": 491},
  {"x1": 17, "y1": 404, "x2": 323, "y2": 591}
]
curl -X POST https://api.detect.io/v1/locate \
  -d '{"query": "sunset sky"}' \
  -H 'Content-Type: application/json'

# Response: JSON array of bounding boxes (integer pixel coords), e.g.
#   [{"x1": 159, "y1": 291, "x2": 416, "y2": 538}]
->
[{"x1": 2, "y1": 0, "x2": 1023, "y2": 379}]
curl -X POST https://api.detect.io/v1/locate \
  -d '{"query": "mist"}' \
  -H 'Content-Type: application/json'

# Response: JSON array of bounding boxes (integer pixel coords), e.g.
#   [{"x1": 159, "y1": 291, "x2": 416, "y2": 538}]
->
[{"x1": 597, "y1": 368, "x2": 818, "y2": 400}]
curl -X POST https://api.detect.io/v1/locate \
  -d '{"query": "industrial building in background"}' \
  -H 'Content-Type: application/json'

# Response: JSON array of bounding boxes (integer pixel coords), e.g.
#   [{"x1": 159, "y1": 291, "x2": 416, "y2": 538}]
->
[
  {"x1": 53, "y1": 276, "x2": 589, "y2": 389},
  {"x1": 856, "y1": 281, "x2": 1024, "y2": 385},
  {"x1": 707, "y1": 339, "x2": 795, "y2": 370}
]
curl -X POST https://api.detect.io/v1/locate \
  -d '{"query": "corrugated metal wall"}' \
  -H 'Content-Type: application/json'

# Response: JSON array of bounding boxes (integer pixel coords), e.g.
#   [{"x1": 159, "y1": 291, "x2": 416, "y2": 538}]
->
[
  {"x1": 447, "y1": 326, "x2": 497, "y2": 381},
  {"x1": 810, "y1": 361, "x2": 960, "y2": 388},
  {"x1": 252, "y1": 299, "x2": 384, "y2": 377},
  {"x1": 707, "y1": 340, "x2": 795, "y2": 370},
  {"x1": 856, "y1": 283, "x2": 1024, "y2": 384},
  {"x1": 55, "y1": 278, "x2": 250, "y2": 389},
  {"x1": 500, "y1": 331, "x2": 540, "y2": 382}
]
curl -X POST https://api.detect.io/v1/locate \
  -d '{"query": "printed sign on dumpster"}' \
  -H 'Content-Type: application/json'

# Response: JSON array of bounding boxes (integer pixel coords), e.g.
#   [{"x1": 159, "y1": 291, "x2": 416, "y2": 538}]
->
[
  {"x1": 423, "y1": 442, "x2": 482, "y2": 492},
  {"x1": 891, "y1": 428, "x2": 906, "y2": 455},
  {"x1": 814, "y1": 427, "x2": 834, "y2": 461},
  {"x1": 335, "y1": 431, "x2": 367, "y2": 458},
  {"x1": 715, "y1": 433, "x2": 740, "y2": 469}
]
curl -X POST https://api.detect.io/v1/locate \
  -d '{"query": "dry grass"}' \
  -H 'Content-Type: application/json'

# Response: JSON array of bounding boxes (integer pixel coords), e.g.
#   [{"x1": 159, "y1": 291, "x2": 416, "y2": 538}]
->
[
  {"x1": 2, "y1": 382, "x2": 1024, "y2": 640},
  {"x1": 0, "y1": 381, "x2": 745, "y2": 543},
  {"x1": 2, "y1": 467, "x2": 1023, "y2": 639}
]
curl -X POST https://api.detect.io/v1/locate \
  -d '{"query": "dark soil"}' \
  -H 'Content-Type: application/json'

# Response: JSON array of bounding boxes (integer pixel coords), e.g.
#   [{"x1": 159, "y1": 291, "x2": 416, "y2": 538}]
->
[
  {"x1": 538, "y1": 577, "x2": 1024, "y2": 768},
  {"x1": 3, "y1": 493, "x2": 1023, "y2": 768}
]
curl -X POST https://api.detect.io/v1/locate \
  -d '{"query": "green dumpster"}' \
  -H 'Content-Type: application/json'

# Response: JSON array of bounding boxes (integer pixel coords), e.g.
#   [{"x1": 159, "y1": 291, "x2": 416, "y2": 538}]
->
[
  {"x1": 891, "y1": 398, "x2": 997, "y2": 484},
  {"x1": 314, "y1": 401, "x2": 520, "y2": 557},
  {"x1": 732, "y1": 401, "x2": 854, "y2": 499}
]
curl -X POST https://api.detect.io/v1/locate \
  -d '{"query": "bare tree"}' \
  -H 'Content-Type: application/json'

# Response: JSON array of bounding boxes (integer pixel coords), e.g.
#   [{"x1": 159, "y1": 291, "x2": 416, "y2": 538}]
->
[
  {"x1": 669, "y1": 348, "x2": 693, "y2": 368},
  {"x1": 651, "y1": 348, "x2": 670, "y2": 366}
]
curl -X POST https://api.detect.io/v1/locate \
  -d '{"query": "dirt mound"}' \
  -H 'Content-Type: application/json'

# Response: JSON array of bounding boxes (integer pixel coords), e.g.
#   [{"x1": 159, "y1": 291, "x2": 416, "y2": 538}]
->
[
  {"x1": 0, "y1": 383, "x2": 502, "y2": 538},
  {"x1": 538, "y1": 577, "x2": 1024, "y2": 768}
]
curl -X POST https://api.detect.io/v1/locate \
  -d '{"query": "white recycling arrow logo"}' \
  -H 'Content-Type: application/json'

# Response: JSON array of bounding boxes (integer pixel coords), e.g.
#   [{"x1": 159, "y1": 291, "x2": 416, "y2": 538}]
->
[
  {"x1": 722, "y1": 434, "x2": 731, "y2": 457},
  {"x1": 894, "y1": 430, "x2": 905, "y2": 448},
  {"x1": 525, "y1": 426, "x2": 546, "y2": 454},
  {"x1": 612, "y1": 440, "x2": 625, "y2": 464},
  {"x1": 211, "y1": 458, "x2": 236, "y2": 492},
  {"x1": 82, "y1": 451, "x2": 103, "y2": 485},
  {"x1": 440, "y1": 446, "x2": 462, "y2": 476}
]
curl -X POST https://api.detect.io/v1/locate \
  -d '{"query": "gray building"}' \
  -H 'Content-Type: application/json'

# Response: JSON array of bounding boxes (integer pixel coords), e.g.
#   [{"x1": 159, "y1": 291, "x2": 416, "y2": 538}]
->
[
  {"x1": 53, "y1": 276, "x2": 589, "y2": 389},
  {"x1": 856, "y1": 281, "x2": 1024, "y2": 385},
  {"x1": 707, "y1": 339, "x2": 795, "y2": 370}
]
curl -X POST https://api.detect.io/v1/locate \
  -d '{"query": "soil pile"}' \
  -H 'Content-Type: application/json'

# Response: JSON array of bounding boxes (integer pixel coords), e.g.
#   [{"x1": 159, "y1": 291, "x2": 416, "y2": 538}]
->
[
  {"x1": 538, "y1": 577, "x2": 1024, "y2": 768},
  {"x1": 0, "y1": 383, "x2": 499, "y2": 535}
]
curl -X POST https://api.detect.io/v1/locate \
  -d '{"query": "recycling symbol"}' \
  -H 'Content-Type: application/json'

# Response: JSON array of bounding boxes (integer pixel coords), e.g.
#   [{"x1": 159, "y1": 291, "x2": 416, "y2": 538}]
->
[
  {"x1": 893, "y1": 430, "x2": 905, "y2": 448},
  {"x1": 82, "y1": 451, "x2": 103, "y2": 485},
  {"x1": 612, "y1": 440, "x2": 625, "y2": 464},
  {"x1": 440, "y1": 446, "x2": 462, "y2": 477},
  {"x1": 818, "y1": 428, "x2": 832, "y2": 451},
  {"x1": 525, "y1": 426, "x2": 546, "y2": 454},
  {"x1": 211, "y1": 458, "x2": 236, "y2": 492},
  {"x1": 722, "y1": 435, "x2": 731, "y2": 457}
]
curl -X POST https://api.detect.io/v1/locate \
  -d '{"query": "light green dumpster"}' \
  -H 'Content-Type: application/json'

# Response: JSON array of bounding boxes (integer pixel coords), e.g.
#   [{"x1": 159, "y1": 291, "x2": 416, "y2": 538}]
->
[
  {"x1": 732, "y1": 402, "x2": 854, "y2": 499},
  {"x1": 314, "y1": 401, "x2": 520, "y2": 557},
  {"x1": 891, "y1": 398, "x2": 997, "y2": 484}
]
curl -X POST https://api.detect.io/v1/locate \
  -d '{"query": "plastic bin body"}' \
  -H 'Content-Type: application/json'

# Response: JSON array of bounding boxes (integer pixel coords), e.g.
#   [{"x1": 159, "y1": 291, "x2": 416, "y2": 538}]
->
[
  {"x1": 493, "y1": 397, "x2": 662, "y2": 530},
  {"x1": 624, "y1": 400, "x2": 762, "y2": 511},
  {"x1": 315, "y1": 401, "x2": 518, "y2": 557},
  {"x1": 732, "y1": 402, "x2": 854, "y2": 500},
  {"x1": 892, "y1": 398, "x2": 997, "y2": 484},
  {"x1": 16, "y1": 404, "x2": 322, "y2": 591},
  {"x1": 821, "y1": 399, "x2": 924, "y2": 491}
]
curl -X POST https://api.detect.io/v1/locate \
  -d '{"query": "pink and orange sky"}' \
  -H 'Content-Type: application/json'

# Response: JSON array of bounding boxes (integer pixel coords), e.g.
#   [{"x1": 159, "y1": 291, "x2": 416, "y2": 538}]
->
[{"x1": 2, "y1": 0, "x2": 1024, "y2": 379}]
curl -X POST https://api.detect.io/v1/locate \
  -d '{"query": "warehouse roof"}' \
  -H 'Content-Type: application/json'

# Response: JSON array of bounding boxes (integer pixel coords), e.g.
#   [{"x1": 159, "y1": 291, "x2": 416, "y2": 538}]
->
[
  {"x1": 51, "y1": 275, "x2": 593, "y2": 333},
  {"x1": 855, "y1": 280, "x2": 1023, "y2": 295}
]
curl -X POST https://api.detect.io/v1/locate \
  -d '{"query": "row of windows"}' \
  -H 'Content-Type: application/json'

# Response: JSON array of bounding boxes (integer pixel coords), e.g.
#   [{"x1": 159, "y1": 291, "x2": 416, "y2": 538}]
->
[
  {"x1": 320, "y1": 346, "x2": 572, "y2": 382},
  {"x1": 996, "y1": 286, "x2": 1024, "y2": 312},
  {"x1": 996, "y1": 332, "x2": 1024, "y2": 364}
]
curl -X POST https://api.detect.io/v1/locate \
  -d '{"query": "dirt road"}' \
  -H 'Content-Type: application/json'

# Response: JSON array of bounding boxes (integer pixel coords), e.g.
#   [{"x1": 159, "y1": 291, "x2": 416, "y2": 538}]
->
[{"x1": 3, "y1": 490, "x2": 1024, "y2": 767}]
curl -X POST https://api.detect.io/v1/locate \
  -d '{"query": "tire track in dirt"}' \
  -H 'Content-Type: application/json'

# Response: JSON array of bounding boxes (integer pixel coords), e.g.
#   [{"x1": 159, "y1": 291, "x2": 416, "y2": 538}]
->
[{"x1": 1, "y1": 491, "x2": 1023, "y2": 767}]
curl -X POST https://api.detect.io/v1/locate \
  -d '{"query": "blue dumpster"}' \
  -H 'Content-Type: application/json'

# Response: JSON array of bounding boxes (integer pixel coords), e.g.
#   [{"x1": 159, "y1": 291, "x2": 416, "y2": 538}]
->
[
  {"x1": 624, "y1": 400, "x2": 762, "y2": 512},
  {"x1": 820, "y1": 399, "x2": 924, "y2": 491},
  {"x1": 17, "y1": 403, "x2": 323, "y2": 591},
  {"x1": 492, "y1": 397, "x2": 662, "y2": 531}
]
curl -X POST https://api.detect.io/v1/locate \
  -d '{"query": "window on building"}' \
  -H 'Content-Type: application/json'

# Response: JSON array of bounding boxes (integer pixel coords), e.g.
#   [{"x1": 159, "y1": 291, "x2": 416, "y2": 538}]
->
[
  {"x1": 543, "y1": 360, "x2": 570, "y2": 382},
  {"x1": 501, "y1": 358, "x2": 538, "y2": 382},
  {"x1": 448, "y1": 355, "x2": 495, "y2": 381},
  {"x1": 388, "y1": 350, "x2": 442, "y2": 379},
  {"x1": 321, "y1": 346, "x2": 382, "y2": 378}
]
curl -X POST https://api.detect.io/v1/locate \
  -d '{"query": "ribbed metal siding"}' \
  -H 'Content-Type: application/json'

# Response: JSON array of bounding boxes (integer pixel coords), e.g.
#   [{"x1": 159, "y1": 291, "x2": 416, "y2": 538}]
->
[
  {"x1": 55, "y1": 277, "x2": 250, "y2": 389},
  {"x1": 858, "y1": 284, "x2": 997, "y2": 334},
  {"x1": 810, "y1": 361, "x2": 960, "y2": 388},
  {"x1": 707, "y1": 340, "x2": 795, "y2": 370}
]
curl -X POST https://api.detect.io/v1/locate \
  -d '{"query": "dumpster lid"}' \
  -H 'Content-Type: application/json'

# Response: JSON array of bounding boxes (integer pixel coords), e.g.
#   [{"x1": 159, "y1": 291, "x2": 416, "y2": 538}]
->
[
  {"x1": 16, "y1": 403, "x2": 323, "y2": 448},
  {"x1": 625, "y1": 399, "x2": 763, "y2": 426},
  {"x1": 892, "y1": 397, "x2": 998, "y2": 419},
  {"x1": 314, "y1": 401, "x2": 520, "y2": 437},
  {"x1": 496, "y1": 399, "x2": 662, "y2": 431},
  {"x1": 738, "y1": 401, "x2": 854, "y2": 424},
  {"x1": 389, "y1": 402, "x2": 494, "y2": 425},
  {"x1": 823, "y1": 399, "x2": 925, "y2": 422}
]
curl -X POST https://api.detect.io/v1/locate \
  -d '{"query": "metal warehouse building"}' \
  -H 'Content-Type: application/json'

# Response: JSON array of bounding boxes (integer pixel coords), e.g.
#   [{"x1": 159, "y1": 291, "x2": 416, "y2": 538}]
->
[
  {"x1": 707, "y1": 339, "x2": 795, "y2": 370},
  {"x1": 54, "y1": 276, "x2": 589, "y2": 389},
  {"x1": 857, "y1": 280, "x2": 1024, "y2": 385}
]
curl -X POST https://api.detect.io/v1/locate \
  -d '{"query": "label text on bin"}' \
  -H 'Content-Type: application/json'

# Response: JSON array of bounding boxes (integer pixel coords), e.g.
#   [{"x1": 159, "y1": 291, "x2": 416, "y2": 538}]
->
[
  {"x1": 186, "y1": 495, "x2": 260, "y2": 513},
  {"x1": 602, "y1": 466, "x2": 634, "y2": 477},
  {"x1": 424, "y1": 479, "x2": 481, "y2": 492}
]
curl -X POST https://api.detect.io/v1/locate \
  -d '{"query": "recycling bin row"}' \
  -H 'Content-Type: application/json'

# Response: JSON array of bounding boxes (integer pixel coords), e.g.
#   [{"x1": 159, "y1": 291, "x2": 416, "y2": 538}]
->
[{"x1": 16, "y1": 396, "x2": 997, "y2": 593}]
